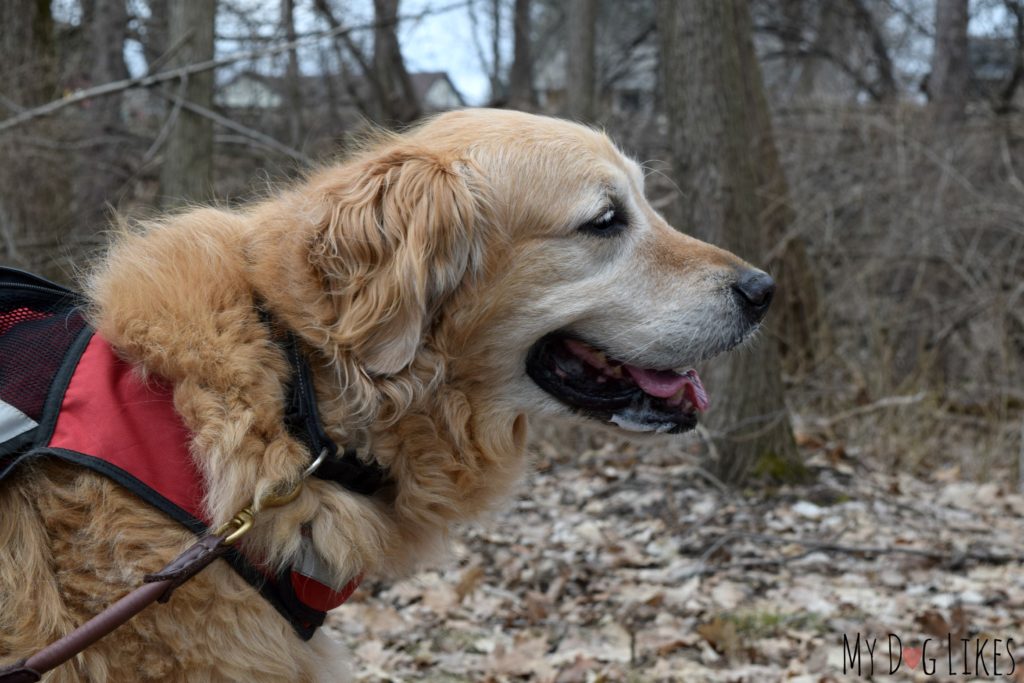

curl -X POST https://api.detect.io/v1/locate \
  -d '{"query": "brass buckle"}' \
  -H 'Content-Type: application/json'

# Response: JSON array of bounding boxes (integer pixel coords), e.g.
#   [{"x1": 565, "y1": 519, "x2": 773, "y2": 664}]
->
[
  {"x1": 212, "y1": 449, "x2": 327, "y2": 545},
  {"x1": 214, "y1": 507, "x2": 255, "y2": 545},
  {"x1": 254, "y1": 480, "x2": 303, "y2": 512}
]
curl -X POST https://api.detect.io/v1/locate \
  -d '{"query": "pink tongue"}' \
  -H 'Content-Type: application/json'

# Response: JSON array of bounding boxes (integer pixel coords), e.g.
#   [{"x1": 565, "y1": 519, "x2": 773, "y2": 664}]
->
[{"x1": 624, "y1": 365, "x2": 710, "y2": 412}]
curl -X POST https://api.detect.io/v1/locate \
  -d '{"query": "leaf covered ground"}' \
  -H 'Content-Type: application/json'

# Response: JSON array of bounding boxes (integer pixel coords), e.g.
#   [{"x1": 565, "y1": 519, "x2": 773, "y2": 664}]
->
[{"x1": 326, "y1": 429, "x2": 1024, "y2": 682}]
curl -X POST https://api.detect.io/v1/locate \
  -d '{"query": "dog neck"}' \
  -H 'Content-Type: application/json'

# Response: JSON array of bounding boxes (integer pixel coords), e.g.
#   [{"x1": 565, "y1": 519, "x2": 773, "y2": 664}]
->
[{"x1": 245, "y1": 213, "x2": 530, "y2": 577}]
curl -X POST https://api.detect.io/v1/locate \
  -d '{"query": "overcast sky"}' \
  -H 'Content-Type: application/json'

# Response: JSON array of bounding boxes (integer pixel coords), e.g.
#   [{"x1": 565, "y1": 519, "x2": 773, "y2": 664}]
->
[
  {"x1": 98, "y1": 0, "x2": 1018, "y2": 109},
  {"x1": 118, "y1": 0, "x2": 496, "y2": 105},
  {"x1": 392, "y1": 0, "x2": 496, "y2": 104},
  {"x1": 290, "y1": 0, "x2": 496, "y2": 103}
]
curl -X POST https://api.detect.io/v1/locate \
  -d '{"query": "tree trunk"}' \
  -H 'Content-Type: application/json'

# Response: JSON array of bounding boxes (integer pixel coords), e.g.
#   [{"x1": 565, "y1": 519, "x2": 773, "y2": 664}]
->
[
  {"x1": 774, "y1": 2, "x2": 847, "y2": 100},
  {"x1": 508, "y1": 0, "x2": 536, "y2": 110},
  {"x1": 282, "y1": 0, "x2": 303, "y2": 146},
  {"x1": 159, "y1": 0, "x2": 216, "y2": 208},
  {"x1": 312, "y1": 0, "x2": 376, "y2": 119},
  {"x1": 930, "y1": 0, "x2": 970, "y2": 123},
  {"x1": 0, "y1": 0, "x2": 57, "y2": 108},
  {"x1": 372, "y1": 0, "x2": 420, "y2": 125},
  {"x1": 0, "y1": 0, "x2": 73, "y2": 282},
  {"x1": 142, "y1": 0, "x2": 168, "y2": 67},
  {"x1": 998, "y1": 0, "x2": 1022, "y2": 113},
  {"x1": 488, "y1": 0, "x2": 503, "y2": 102},
  {"x1": 566, "y1": 0, "x2": 596, "y2": 121},
  {"x1": 75, "y1": 0, "x2": 129, "y2": 244},
  {"x1": 850, "y1": 0, "x2": 897, "y2": 101},
  {"x1": 659, "y1": 0, "x2": 802, "y2": 484},
  {"x1": 736, "y1": 0, "x2": 825, "y2": 377}
]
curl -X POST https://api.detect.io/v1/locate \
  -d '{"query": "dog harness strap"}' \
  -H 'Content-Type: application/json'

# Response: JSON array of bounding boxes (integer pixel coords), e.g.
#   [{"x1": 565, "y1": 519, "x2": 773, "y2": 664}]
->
[
  {"x1": 258, "y1": 306, "x2": 391, "y2": 497},
  {"x1": 0, "y1": 659, "x2": 42, "y2": 682},
  {"x1": 0, "y1": 270, "x2": 373, "y2": 642}
]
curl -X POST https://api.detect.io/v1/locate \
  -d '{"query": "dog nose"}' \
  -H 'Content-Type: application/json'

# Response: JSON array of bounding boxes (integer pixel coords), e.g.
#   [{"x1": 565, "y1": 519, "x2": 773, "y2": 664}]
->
[{"x1": 732, "y1": 269, "x2": 775, "y2": 322}]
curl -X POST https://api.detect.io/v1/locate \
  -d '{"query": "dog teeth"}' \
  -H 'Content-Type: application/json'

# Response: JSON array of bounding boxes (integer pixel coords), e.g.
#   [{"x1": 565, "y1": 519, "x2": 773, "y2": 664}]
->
[{"x1": 583, "y1": 345, "x2": 624, "y2": 378}]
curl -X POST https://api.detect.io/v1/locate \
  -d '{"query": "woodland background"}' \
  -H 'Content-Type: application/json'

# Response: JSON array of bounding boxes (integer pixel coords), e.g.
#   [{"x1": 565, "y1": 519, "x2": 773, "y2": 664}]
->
[{"x1": 2, "y1": 0, "x2": 1024, "y2": 680}]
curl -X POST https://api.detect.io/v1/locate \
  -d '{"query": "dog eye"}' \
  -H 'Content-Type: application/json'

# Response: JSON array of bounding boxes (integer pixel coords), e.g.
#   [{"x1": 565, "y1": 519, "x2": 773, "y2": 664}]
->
[{"x1": 579, "y1": 204, "x2": 627, "y2": 237}]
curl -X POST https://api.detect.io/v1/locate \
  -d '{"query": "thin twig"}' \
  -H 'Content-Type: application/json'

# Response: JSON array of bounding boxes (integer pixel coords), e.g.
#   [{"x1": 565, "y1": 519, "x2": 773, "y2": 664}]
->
[
  {"x1": 108, "y1": 77, "x2": 190, "y2": 201},
  {"x1": 0, "y1": 93, "x2": 26, "y2": 114},
  {"x1": 152, "y1": 89, "x2": 312, "y2": 165},
  {"x1": 142, "y1": 77, "x2": 188, "y2": 167},
  {"x1": 742, "y1": 532, "x2": 1024, "y2": 564},
  {"x1": 1019, "y1": 416, "x2": 1024, "y2": 494},
  {"x1": 145, "y1": 28, "x2": 195, "y2": 77},
  {"x1": 679, "y1": 532, "x2": 1024, "y2": 579},
  {"x1": 817, "y1": 392, "x2": 927, "y2": 427},
  {"x1": 683, "y1": 459, "x2": 731, "y2": 496},
  {"x1": 1000, "y1": 131, "x2": 1024, "y2": 196},
  {"x1": 679, "y1": 549, "x2": 819, "y2": 578}
]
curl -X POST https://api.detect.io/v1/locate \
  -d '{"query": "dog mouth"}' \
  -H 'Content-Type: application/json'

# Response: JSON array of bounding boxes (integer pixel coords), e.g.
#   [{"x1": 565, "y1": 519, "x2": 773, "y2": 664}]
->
[{"x1": 525, "y1": 333, "x2": 709, "y2": 434}]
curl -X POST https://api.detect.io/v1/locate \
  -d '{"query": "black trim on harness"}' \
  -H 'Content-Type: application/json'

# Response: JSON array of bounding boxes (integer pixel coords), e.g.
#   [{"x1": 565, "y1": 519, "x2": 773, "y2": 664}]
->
[
  {"x1": 257, "y1": 307, "x2": 390, "y2": 497},
  {"x1": 0, "y1": 270, "x2": 324, "y2": 640},
  {"x1": 14, "y1": 447, "x2": 208, "y2": 534},
  {"x1": 0, "y1": 269, "x2": 90, "y2": 462},
  {"x1": 32, "y1": 325, "x2": 95, "y2": 446},
  {"x1": 273, "y1": 568, "x2": 330, "y2": 632},
  {"x1": 0, "y1": 270, "x2": 381, "y2": 641},
  {"x1": 0, "y1": 267, "x2": 76, "y2": 295}
]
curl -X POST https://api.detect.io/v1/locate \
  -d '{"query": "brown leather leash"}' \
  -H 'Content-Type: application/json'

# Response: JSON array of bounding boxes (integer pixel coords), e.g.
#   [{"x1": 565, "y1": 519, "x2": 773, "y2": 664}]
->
[{"x1": 0, "y1": 480, "x2": 299, "y2": 682}]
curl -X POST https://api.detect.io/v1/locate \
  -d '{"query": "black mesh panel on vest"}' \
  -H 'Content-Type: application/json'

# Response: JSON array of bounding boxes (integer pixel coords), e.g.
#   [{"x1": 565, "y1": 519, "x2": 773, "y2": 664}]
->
[{"x1": 0, "y1": 274, "x2": 86, "y2": 421}]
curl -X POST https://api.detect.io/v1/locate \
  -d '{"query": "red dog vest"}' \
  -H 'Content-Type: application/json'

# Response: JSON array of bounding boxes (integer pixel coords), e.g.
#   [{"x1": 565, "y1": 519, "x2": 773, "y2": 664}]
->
[{"x1": 0, "y1": 268, "x2": 367, "y2": 640}]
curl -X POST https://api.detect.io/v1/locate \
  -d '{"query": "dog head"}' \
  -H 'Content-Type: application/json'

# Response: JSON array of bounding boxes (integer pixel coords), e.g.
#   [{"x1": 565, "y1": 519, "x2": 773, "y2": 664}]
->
[{"x1": 306, "y1": 109, "x2": 772, "y2": 438}]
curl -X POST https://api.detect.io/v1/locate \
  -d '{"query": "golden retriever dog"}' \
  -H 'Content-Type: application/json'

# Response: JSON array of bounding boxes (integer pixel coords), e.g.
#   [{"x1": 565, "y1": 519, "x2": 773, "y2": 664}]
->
[{"x1": 0, "y1": 109, "x2": 774, "y2": 681}]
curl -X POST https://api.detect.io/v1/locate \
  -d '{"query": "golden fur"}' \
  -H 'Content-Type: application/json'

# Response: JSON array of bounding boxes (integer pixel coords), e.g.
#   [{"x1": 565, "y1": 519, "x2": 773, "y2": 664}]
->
[{"x1": 0, "y1": 109, "x2": 755, "y2": 681}]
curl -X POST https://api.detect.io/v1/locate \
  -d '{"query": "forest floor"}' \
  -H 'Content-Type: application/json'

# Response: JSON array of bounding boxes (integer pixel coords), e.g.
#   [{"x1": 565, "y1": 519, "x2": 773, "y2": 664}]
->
[{"x1": 326, "y1": 426, "x2": 1024, "y2": 682}]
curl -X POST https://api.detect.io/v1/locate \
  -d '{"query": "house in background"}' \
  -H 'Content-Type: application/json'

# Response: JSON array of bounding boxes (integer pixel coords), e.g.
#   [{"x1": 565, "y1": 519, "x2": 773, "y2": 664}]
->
[
  {"x1": 217, "y1": 72, "x2": 284, "y2": 110},
  {"x1": 533, "y1": 43, "x2": 658, "y2": 117},
  {"x1": 215, "y1": 69, "x2": 465, "y2": 115},
  {"x1": 969, "y1": 36, "x2": 1023, "y2": 107},
  {"x1": 408, "y1": 72, "x2": 466, "y2": 110}
]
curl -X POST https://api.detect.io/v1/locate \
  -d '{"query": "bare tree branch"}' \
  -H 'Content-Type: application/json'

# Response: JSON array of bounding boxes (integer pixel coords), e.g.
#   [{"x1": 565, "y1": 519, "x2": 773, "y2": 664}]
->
[
  {"x1": 878, "y1": 0, "x2": 934, "y2": 38},
  {"x1": 146, "y1": 79, "x2": 187, "y2": 166},
  {"x1": 0, "y1": 93, "x2": 25, "y2": 114},
  {"x1": 600, "y1": 21, "x2": 655, "y2": 92},
  {"x1": 998, "y1": 0, "x2": 1024, "y2": 112},
  {"x1": 760, "y1": 44, "x2": 885, "y2": 101},
  {"x1": 0, "y1": 0, "x2": 471, "y2": 135},
  {"x1": 153, "y1": 89, "x2": 312, "y2": 165},
  {"x1": 849, "y1": 0, "x2": 897, "y2": 99},
  {"x1": 311, "y1": 0, "x2": 375, "y2": 83}
]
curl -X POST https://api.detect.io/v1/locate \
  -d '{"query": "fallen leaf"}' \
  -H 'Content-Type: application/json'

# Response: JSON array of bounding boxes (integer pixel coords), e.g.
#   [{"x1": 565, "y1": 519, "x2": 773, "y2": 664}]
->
[{"x1": 455, "y1": 564, "x2": 485, "y2": 603}]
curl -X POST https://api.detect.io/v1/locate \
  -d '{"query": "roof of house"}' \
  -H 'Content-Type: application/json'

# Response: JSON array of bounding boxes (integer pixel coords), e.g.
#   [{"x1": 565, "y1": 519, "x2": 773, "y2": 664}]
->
[
  {"x1": 217, "y1": 69, "x2": 465, "y2": 110},
  {"x1": 408, "y1": 71, "x2": 465, "y2": 106},
  {"x1": 970, "y1": 36, "x2": 1019, "y2": 83}
]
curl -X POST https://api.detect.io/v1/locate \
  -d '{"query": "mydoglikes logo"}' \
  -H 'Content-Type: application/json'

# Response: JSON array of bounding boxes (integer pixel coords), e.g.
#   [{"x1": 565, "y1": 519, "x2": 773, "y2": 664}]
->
[{"x1": 842, "y1": 634, "x2": 1017, "y2": 677}]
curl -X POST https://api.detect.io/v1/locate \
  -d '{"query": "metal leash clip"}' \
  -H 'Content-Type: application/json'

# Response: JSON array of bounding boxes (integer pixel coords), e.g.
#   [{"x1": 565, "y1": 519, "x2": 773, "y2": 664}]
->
[{"x1": 213, "y1": 448, "x2": 329, "y2": 545}]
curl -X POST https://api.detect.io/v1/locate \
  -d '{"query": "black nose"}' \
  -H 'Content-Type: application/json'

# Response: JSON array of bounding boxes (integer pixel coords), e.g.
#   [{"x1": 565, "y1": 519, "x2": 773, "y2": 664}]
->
[{"x1": 732, "y1": 269, "x2": 775, "y2": 322}]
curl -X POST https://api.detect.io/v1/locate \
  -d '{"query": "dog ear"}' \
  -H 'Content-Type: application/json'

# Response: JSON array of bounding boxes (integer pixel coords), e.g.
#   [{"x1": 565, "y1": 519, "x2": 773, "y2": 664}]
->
[{"x1": 309, "y1": 145, "x2": 480, "y2": 375}]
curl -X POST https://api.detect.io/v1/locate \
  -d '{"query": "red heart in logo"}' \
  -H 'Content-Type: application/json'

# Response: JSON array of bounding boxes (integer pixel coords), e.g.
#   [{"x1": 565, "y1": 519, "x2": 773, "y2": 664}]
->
[{"x1": 904, "y1": 646, "x2": 922, "y2": 670}]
